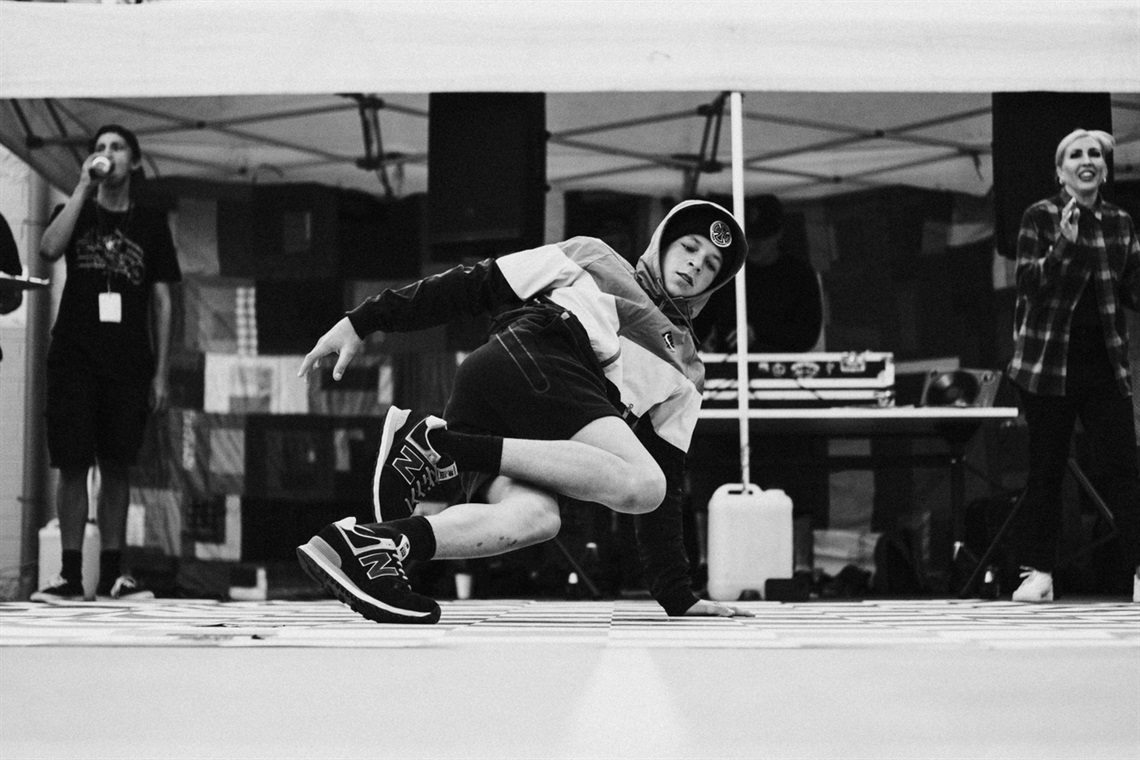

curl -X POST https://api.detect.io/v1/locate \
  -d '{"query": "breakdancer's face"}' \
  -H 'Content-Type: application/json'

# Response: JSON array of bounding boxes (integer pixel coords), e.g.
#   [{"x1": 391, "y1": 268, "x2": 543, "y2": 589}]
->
[{"x1": 661, "y1": 234, "x2": 722, "y2": 298}]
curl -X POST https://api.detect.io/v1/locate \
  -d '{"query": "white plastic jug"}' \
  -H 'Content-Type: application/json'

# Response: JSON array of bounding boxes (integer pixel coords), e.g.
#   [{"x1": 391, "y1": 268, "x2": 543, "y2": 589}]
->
[
  {"x1": 706, "y1": 483, "x2": 793, "y2": 601},
  {"x1": 38, "y1": 518, "x2": 101, "y2": 599}
]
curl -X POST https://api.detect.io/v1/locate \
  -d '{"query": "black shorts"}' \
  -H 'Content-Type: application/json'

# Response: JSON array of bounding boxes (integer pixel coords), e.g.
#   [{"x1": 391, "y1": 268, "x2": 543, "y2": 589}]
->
[
  {"x1": 445, "y1": 302, "x2": 621, "y2": 500},
  {"x1": 45, "y1": 363, "x2": 151, "y2": 469}
]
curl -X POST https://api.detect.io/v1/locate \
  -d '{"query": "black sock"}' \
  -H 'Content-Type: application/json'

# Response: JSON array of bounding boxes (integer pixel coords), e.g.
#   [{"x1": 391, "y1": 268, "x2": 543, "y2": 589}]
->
[
  {"x1": 61, "y1": 550, "x2": 82, "y2": 585},
  {"x1": 433, "y1": 429, "x2": 503, "y2": 475},
  {"x1": 100, "y1": 550, "x2": 122, "y2": 585},
  {"x1": 385, "y1": 515, "x2": 437, "y2": 562}
]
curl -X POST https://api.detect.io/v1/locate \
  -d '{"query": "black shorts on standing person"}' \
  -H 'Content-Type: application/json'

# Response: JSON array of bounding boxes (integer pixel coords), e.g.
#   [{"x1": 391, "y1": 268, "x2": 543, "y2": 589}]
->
[
  {"x1": 32, "y1": 124, "x2": 181, "y2": 603},
  {"x1": 1006, "y1": 128, "x2": 1140, "y2": 603}
]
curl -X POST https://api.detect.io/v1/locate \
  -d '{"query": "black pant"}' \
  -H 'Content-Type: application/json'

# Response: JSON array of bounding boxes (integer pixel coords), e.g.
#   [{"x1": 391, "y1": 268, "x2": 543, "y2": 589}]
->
[{"x1": 1016, "y1": 376, "x2": 1140, "y2": 573}]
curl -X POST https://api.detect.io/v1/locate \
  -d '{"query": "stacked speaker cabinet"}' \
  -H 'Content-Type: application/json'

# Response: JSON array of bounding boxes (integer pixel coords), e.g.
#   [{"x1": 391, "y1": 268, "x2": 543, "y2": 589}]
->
[
  {"x1": 427, "y1": 93, "x2": 547, "y2": 262},
  {"x1": 992, "y1": 92, "x2": 1113, "y2": 260}
]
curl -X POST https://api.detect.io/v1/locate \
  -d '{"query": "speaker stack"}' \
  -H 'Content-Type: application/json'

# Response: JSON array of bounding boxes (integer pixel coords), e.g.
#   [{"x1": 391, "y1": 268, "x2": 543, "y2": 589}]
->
[{"x1": 427, "y1": 93, "x2": 547, "y2": 263}]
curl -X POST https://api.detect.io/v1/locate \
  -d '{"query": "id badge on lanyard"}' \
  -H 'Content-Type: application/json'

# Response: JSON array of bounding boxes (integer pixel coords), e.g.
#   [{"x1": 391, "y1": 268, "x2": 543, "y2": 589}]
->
[
  {"x1": 99, "y1": 226, "x2": 124, "y2": 323},
  {"x1": 99, "y1": 291, "x2": 122, "y2": 323}
]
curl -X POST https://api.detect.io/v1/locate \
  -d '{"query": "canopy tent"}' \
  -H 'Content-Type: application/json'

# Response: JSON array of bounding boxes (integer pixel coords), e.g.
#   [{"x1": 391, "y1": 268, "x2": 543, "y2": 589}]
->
[
  {"x1": 3, "y1": 1, "x2": 1138, "y2": 95},
  {"x1": 2, "y1": 0, "x2": 1139, "y2": 523},
  {"x1": 2, "y1": 1, "x2": 1139, "y2": 200}
]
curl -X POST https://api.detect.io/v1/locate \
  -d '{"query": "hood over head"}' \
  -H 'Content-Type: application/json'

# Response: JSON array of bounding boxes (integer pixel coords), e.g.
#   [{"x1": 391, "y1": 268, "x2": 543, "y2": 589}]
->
[{"x1": 635, "y1": 200, "x2": 747, "y2": 325}]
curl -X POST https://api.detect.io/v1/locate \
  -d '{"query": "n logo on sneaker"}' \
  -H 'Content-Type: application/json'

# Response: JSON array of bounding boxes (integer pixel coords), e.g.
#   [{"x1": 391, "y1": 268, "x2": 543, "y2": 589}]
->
[
  {"x1": 359, "y1": 549, "x2": 402, "y2": 580},
  {"x1": 390, "y1": 443, "x2": 431, "y2": 486},
  {"x1": 336, "y1": 522, "x2": 411, "y2": 580}
]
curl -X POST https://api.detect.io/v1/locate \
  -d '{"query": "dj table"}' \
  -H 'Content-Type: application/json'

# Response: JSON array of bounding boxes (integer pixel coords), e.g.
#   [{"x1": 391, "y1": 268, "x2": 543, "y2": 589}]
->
[
  {"x1": 698, "y1": 405, "x2": 1017, "y2": 437},
  {"x1": 696, "y1": 406, "x2": 1021, "y2": 594}
]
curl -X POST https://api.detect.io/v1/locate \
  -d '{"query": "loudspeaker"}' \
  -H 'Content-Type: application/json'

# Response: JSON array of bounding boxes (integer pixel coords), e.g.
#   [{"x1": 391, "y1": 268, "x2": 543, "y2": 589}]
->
[
  {"x1": 920, "y1": 368, "x2": 1001, "y2": 408},
  {"x1": 992, "y1": 92, "x2": 1113, "y2": 260},
  {"x1": 427, "y1": 93, "x2": 547, "y2": 261}
]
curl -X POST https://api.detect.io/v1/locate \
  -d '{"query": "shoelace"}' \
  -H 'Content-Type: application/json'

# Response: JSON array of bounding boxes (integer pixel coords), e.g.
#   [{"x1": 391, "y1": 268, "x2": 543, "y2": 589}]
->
[
  {"x1": 411, "y1": 467, "x2": 445, "y2": 499},
  {"x1": 388, "y1": 556, "x2": 412, "y2": 589}
]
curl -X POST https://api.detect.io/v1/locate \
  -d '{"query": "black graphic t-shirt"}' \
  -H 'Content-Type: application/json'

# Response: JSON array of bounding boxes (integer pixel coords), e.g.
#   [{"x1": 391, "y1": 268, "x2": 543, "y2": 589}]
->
[{"x1": 48, "y1": 200, "x2": 181, "y2": 380}]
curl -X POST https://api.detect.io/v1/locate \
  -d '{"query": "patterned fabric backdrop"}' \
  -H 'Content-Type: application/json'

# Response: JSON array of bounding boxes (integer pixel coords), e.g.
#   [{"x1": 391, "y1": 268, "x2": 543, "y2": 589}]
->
[{"x1": 128, "y1": 194, "x2": 459, "y2": 563}]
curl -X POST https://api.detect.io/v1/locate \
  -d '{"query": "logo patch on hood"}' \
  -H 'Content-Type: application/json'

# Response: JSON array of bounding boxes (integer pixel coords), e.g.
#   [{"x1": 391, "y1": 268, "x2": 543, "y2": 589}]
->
[
  {"x1": 709, "y1": 220, "x2": 732, "y2": 248},
  {"x1": 662, "y1": 331, "x2": 676, "y2": 351}
]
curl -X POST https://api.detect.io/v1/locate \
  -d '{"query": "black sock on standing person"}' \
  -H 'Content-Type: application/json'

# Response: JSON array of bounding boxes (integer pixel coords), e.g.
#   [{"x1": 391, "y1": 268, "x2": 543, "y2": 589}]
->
[
  {"x1": 100, "y1": 550, "x2": 121, "y2": 585},
  {"x1": 61, "y1": 549, "x2": 82, "y2": 586}
]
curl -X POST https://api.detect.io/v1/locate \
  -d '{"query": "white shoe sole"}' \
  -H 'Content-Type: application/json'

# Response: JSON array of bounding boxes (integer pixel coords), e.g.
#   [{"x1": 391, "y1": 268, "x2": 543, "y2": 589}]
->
[
  {"x1": 373, "y1": 406, "x2": 412, "y2": 522},
  {"x1": 95, "y1": 592, "x2": 156, "y2": 602},
  {"x1": 1012, "y1": 584, "x2": 1054, "y2": 603},
  {"x1": 29, "y1": 593, "x2": 91, "y2": 603}
]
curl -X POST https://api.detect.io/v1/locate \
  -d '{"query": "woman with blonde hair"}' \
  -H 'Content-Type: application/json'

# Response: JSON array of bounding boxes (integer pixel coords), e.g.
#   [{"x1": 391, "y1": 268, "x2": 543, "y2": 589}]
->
[{"x1": 1007, "y1": 128, "x2": 1140, "y2": 602}]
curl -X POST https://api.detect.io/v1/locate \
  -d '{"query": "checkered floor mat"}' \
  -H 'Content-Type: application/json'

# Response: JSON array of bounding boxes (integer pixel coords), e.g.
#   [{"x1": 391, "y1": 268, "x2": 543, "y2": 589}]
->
[{"x1": 2, "y1": 598, "x2": 1137, "y2": 650}]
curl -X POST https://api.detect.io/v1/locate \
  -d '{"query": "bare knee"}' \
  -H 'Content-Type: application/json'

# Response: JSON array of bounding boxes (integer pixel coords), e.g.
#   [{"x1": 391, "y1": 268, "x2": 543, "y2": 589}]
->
[
  {"x1": 519, "y1": 502, "x2": 562, "y2": 544},
  {"x1": 484, "y1": 478, "x2": 563, "y2": 546},
  {"x1": 612, "y1": 465, "x2": 666, "y2": 515}
]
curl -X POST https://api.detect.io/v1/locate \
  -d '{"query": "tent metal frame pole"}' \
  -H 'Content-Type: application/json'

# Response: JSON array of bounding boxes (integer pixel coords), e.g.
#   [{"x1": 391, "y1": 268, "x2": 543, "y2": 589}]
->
[
  {"x1": 730, "y1": 91, "x2": 750, "y2": 488},
  {"x1": 548, "y1": 160, "x2": 664, "y2": 186},
  {"x1": 83, "y1": 98, "x2": 352, "y2": 163},
  {"x1": 742, "y1": 105, "x2": 992, "y2": 155},
  {"x1": 547, "y1": 135, "x2": 698, "y2": 171},
  {"x1": 554, "y1": 109, "x2": 698, "y2": 139}
]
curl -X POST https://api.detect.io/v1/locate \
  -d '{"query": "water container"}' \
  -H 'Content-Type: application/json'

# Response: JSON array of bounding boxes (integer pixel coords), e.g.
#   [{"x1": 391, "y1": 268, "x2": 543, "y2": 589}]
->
[
  {"x1": 706, "y1": 483, "x2": 793, "y2": 601},
  {"x1": 37, "y1": 518, "x2": 102, "y2": 599}
]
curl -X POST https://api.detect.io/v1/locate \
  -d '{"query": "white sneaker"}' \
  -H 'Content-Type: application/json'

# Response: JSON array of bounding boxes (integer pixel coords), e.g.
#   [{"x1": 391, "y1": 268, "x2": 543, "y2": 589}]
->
[
  {"x1": 97, "y1": 575, "x2": 155, "y2": 601},
  {"x1": 1012, "y1": 567, "x2": 1053, "y2": 602}
]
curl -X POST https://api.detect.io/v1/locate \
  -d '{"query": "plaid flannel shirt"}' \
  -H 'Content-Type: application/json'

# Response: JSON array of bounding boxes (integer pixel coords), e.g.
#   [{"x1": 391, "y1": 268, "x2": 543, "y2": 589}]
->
[{"x1": 1007, "y1": 191, "x2": 1140, "y2": 396}]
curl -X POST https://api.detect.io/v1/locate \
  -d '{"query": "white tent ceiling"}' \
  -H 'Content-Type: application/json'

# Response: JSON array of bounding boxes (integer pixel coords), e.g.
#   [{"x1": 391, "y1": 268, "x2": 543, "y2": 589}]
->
[{"x1": 2, "y1": 1, "x2": 1139, "y2": 201}]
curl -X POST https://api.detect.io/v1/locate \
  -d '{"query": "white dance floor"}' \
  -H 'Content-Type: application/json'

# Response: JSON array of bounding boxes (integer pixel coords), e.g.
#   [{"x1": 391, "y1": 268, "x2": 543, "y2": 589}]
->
[{"x1": 2, "y1": 598, "x2": 1137, "y2": 759}]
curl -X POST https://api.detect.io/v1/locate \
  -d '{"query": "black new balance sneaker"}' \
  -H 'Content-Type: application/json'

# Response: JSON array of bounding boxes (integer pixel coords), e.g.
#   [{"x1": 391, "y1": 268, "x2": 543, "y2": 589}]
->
[
  {"x1": 296, "y1": 516, "x2": 441, "y2": 624},
  {"x1": 372, "y1": 406, "x2": 458, "y2": 521}
]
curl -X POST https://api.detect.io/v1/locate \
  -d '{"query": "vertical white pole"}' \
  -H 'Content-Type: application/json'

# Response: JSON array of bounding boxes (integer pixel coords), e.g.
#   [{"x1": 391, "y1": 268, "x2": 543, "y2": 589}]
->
[{"x1": 730, "y1": 92, "x2": 750, "y2": 487}]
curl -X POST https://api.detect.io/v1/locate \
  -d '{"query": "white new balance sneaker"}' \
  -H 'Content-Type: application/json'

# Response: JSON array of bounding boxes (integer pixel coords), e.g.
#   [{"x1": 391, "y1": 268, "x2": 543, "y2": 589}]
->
[{"x1": 1011, "y1": 567, "x2": 1053, "y2": 602}]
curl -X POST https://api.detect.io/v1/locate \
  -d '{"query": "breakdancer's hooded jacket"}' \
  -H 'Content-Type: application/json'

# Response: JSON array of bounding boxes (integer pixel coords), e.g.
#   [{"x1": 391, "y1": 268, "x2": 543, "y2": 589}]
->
[{"x1": 347, "y1": 200, "x2": 747, "y2": 615}]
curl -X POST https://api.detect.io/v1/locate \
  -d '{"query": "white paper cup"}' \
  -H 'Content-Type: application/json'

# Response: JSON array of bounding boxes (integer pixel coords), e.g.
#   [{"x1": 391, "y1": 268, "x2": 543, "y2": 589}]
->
[{"x1": 454, "y1": 572, "x2": 473, "y2": 600}]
